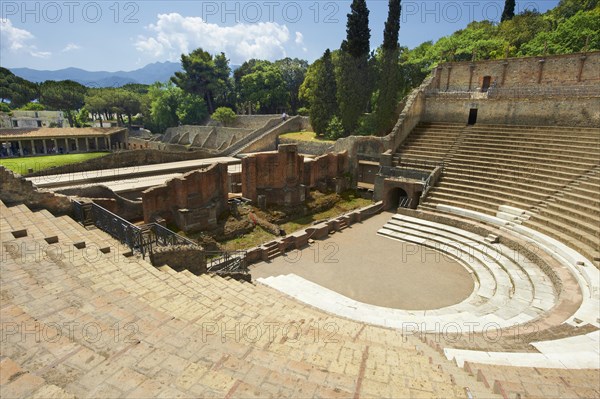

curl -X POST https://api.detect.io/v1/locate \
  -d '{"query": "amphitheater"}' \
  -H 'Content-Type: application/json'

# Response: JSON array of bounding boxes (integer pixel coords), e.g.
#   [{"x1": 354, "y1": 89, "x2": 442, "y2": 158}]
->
[{"x1": 1, "y1": 52, "x2": 599, "y2": 398}]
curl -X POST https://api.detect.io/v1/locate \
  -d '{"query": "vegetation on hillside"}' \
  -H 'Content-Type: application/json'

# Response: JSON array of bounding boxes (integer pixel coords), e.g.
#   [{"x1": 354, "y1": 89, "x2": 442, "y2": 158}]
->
[
  {"x1": 0, "y1": 153, "x2": 110, "y2": 175},
  {"x1": 1, "y1": 0, "x2": 596, "y2": 136}
]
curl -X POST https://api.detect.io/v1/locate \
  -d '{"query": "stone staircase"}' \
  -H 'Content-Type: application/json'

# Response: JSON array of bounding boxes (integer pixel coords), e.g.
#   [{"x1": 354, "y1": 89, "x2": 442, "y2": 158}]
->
[
  {"x1": 257, "y1": 209, "x2": 600, "y2": 397},
  {"x1": 262, "y1": 241, "x2": 281, "y2": 261},
  {"x1": 462, "y1": 362, "x2": 599, "y2": 399},
  {"x1": 395, "y1": 122, "x2": 600, "y2": 269},
  {"x1": 223, "y1": 116, "x2": 303, "y2": 157},
  {"x1": 1, "y1": 199, "x2": 498, "y2": 398}
]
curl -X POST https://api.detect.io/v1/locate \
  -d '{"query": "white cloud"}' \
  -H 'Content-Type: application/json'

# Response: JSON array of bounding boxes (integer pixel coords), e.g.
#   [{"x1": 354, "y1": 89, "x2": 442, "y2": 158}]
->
[
  {"x1": 62, "y1": 43, "x2": 81, "y2": 52},
  {"x1": 295, "y1": 31, "x2": 307, "y2": 52},
  {"x1": 135, "y1": 13, "x2": 305, "y2": 62},
  {"x1": 0, "y1": 18, "x2": 51, "y2": 58},
  {"x1": 30, "y1": 50, "x2": 52, "y2": 58}
]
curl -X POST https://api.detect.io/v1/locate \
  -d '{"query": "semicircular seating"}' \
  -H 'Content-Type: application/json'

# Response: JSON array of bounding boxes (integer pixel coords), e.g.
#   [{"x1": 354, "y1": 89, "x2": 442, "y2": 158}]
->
[{"x1": 0, "y1": 199, "x2": 496, "y2": 399}]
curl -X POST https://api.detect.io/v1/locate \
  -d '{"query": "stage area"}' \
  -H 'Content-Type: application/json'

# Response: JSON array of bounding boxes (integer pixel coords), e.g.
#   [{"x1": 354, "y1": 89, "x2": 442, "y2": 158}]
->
[{"x1": 251, "y1": 212, "x2": 475, "y2": 310}]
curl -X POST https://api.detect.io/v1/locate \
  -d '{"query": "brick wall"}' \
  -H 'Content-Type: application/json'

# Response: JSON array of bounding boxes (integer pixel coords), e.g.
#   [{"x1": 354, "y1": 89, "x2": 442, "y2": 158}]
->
[
  {"x1": 142, "y1": 163, "x2": 229, "y2": 232},
  {"x1": 434, "y1": 52, "x2": 600, "y2": 91},
  {"x1": 423, "y1": 96, "x2": 600, "y2": 127},
  {"x1": 303, "y1": 151, "x2": 349, "y2": 190},
  {"x1": 241, "y1": 144, "x2": 306, "y2": 206},
  {"x1": 241, "y1": 145, "x2": 350, "y2": 206}
]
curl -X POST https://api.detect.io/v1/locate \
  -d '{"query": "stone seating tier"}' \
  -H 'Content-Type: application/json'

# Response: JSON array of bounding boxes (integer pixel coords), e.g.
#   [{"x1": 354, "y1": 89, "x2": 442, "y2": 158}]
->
[{"x1": 1, "y1": 199, "x2": 491, "y2": 398}]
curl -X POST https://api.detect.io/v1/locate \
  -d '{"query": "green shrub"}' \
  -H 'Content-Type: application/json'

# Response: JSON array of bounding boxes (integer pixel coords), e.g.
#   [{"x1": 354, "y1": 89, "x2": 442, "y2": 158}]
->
[
  {"x1": 297, "y1": 107, "x2": 309, "y2": 116},
  {"x1": 19, "y1": 102, "x2": 45, "y2": 111},
  {"x1": 212, "y1": 107, "x2": 237, "y2": 126},
  {"x1": 324, "y1": 116, "x2": 345, "y2": 140},
  {"x1": 355, "y1": 113, "x2": 378, "y2": 136}
]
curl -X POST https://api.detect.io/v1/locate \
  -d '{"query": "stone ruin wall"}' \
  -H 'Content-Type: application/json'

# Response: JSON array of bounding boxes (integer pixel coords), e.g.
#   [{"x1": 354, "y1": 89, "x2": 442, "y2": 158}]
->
[
  {"x1": 303, "y1": 152, "x2": 349, "y2": 191},
  {"x1": 241, "y1": 144, "x2": 306, "y2": 207},
  {"x1": 424, "y1": 52, "x2": 600, "y2": 127},
  {"x1": 142, "y1": 163, "x2": 229, "y2": 232},
  {"x1": 432, "y1": 51, "x2": 599, "y2": 91},
  {"x1": 241, "y1": 144, "x2": 350, "y2": 207},
  {"x1": 334, "y1": 51, "x2": 600, "y2": 170},
  {"x1": 0, "y1": 166, "x2": 71, "y2": 215}
]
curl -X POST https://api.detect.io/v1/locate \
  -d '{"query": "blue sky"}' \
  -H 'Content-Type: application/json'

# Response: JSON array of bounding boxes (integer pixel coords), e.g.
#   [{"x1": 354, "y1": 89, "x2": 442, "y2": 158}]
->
[{"x1": 1, "y1": 1, "x2": 559, "y2": 71}]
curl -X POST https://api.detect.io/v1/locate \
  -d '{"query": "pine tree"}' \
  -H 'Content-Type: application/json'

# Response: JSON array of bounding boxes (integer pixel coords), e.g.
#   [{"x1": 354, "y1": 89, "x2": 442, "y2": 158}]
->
[
  {"x1": 382, "y1": 0, "x2": 401, "y2": 51},
  {"x1": 501, "y1": 0, "x2": 516, "y2": 22},
  {"x1": 338, "y1": 0, "x2": 372, "y2": 135},
  {"x1": 341, "y1": 0, "x2": 371, "y2": 58},
  {"x1": 309, "y1": 49, "x2": 339, "y2": 136},
  {"x1": 375, "y1": 0, "x2": 402, "y2": 135}
]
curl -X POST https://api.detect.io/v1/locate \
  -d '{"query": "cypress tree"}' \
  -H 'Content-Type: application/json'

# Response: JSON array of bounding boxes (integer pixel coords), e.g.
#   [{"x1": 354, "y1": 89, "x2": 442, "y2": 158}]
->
[
  {"x1": 341, "y1": 0, "x2": 371, "y2": 58},
  {"x1": 501, "y1": 0, "x2": 516, "y2": 22},
  {"x1": 382, "y1": 0, "x2": 401, "y2": 51},
  {"x1": 338, "y1": 0, "x2": 372, "y2": 135},
  {"x1": 375, "y1": 0, "x2": 402, "y2": 135},
  {"x1": 309, "y1": 49, "x2": 339, "y2": 136}
]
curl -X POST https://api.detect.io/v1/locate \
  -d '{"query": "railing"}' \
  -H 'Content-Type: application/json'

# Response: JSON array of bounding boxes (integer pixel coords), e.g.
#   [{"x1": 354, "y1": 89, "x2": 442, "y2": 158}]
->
[
  {"x1": 488, "y1": 85, "x2": 600, "y2": 98},
  {"x1": 88, "y1": 201, "x2": 145, "y2": 254},
  {"x1": 71, "y1": 200, "x2": 249, "y2": 274},
  {"x1": 72, "y1": 200, "x2": 196, "y2": 258},
  {"x1": 72, "y1": 200, "x2": 85, "y2": 225},
  {"x1": 425, "y1": 85, "x2": 600, "y2": 99},
  {"x1": 140, "y1": 223, "x2": 198, "y2": 255},
  {"x1": 398, "y1": 197, "x2": 412, "y2": 209},
  {"x1": 378, "y1": 165, "x2": 431, "y2": 182},
  {"x1": 205, "y1": 250, "x2": 248, "y2": 273},
  {"x1": 357, "y1": 153, "x2": 381, "y2": 163}
]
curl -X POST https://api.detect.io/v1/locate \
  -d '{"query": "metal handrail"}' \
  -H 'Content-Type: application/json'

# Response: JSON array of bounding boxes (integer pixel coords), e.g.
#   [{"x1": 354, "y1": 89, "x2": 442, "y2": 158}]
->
[
  {"x1": 398, "y1": 197, "x2": 412, "y2": 209},
  {"x1": 205, "y1": 250, "x2": 248, "y2": 273},
  {"x1": 71, "y1": 200, "x2": 249, "y2": 274},
  {"x1": 425, "y1": 85, "x2": 600, "y2": 98},
  {"x1": 378, "y1": 165, "x2": 431, "y2": 182}
]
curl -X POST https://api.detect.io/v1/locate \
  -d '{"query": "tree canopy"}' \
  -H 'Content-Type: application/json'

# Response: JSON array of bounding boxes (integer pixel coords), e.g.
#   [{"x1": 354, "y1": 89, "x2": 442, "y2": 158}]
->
[{"x1": 171, "y1": 48, "x2": 231, "y2": 113}]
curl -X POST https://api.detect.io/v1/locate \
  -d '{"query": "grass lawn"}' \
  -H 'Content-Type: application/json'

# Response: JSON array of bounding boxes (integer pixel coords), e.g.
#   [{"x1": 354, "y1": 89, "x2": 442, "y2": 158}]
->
[
  {"x1": 220, "y1": 192, "x2": 372, "y2": 251},
  {"x1": 220, "y1": 226, "x2": 277, "y2": 252},
  {"x1": 0, "y1": 152, "x2": 110, "y2": 175},
  {"x1": 281, "y1": 194, "x2": 372, "y2": 233},
  {"x1": 279, "y1": 131, "x2": 335, "y2": 143}
]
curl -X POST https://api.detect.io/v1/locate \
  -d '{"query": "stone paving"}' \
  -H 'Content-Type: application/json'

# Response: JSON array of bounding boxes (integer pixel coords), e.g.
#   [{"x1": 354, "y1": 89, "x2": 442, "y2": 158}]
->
[
  {"x1": 1, "y1": 200, "x2": 495, "y2": 398},
  {"x1": 251, "y1": 212, "x2": 474, "y2": 310},
  {"x1": 27, "y1": 157, "x2": 241, "y2": 191}
]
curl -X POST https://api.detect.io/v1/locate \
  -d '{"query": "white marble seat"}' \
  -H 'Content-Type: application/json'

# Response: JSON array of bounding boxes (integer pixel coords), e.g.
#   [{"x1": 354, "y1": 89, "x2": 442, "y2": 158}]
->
[{"x1": 437, "y1": 204, "x2": 600, "y2": 328}]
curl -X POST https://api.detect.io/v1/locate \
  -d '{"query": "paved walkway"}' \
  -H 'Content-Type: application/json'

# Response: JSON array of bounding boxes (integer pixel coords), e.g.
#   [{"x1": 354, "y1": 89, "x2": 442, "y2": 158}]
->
[
  {"x1": 251, "y1": 212, "x2": 474, "y2": 310},
  {"x1": 48, "y1": 165, "x2": 241, "y2": 194},
  {"x1": 27, "y1": 157, "x2": 241, "y2": 189}
]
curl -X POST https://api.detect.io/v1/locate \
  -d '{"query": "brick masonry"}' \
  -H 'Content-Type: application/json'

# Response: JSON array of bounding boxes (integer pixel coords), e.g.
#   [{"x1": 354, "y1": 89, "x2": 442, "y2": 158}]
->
[
  {"x1": 241, "y1": 144, "x2": 350, "y2": 207},
  {"x1": 334, "y1": 52, "x2": 600, "y2": 179},
  {"x1": 242, "y1": 144, "x2": 306, "y2": 207},
  {"x1": 432, "y1": 52, "x2": 599, "y2": 91},
  {"x1": 142, "y1": 163, "x2": 229, "y2": 232}
]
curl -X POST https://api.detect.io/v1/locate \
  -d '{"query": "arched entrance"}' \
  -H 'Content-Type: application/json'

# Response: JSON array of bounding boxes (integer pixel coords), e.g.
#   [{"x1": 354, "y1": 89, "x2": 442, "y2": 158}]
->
[{"x1": 385, "y1": 187, "x2": 409, "y2": 211}]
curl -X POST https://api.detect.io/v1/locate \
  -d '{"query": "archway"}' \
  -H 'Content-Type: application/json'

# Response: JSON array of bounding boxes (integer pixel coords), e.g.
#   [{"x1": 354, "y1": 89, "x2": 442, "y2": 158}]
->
[
  {"x1": 385, "y1": 187, "x2": 409, "y2": 211},
  {"x1": 481, "y1": 76, "x2": 492, "y2": 92}
]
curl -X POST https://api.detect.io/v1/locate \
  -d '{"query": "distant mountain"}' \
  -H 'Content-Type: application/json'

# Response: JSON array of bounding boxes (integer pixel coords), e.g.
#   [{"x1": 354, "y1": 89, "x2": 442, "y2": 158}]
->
[{"x1": 11, "y1": 61, "x2": 182, "y2": 87}]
